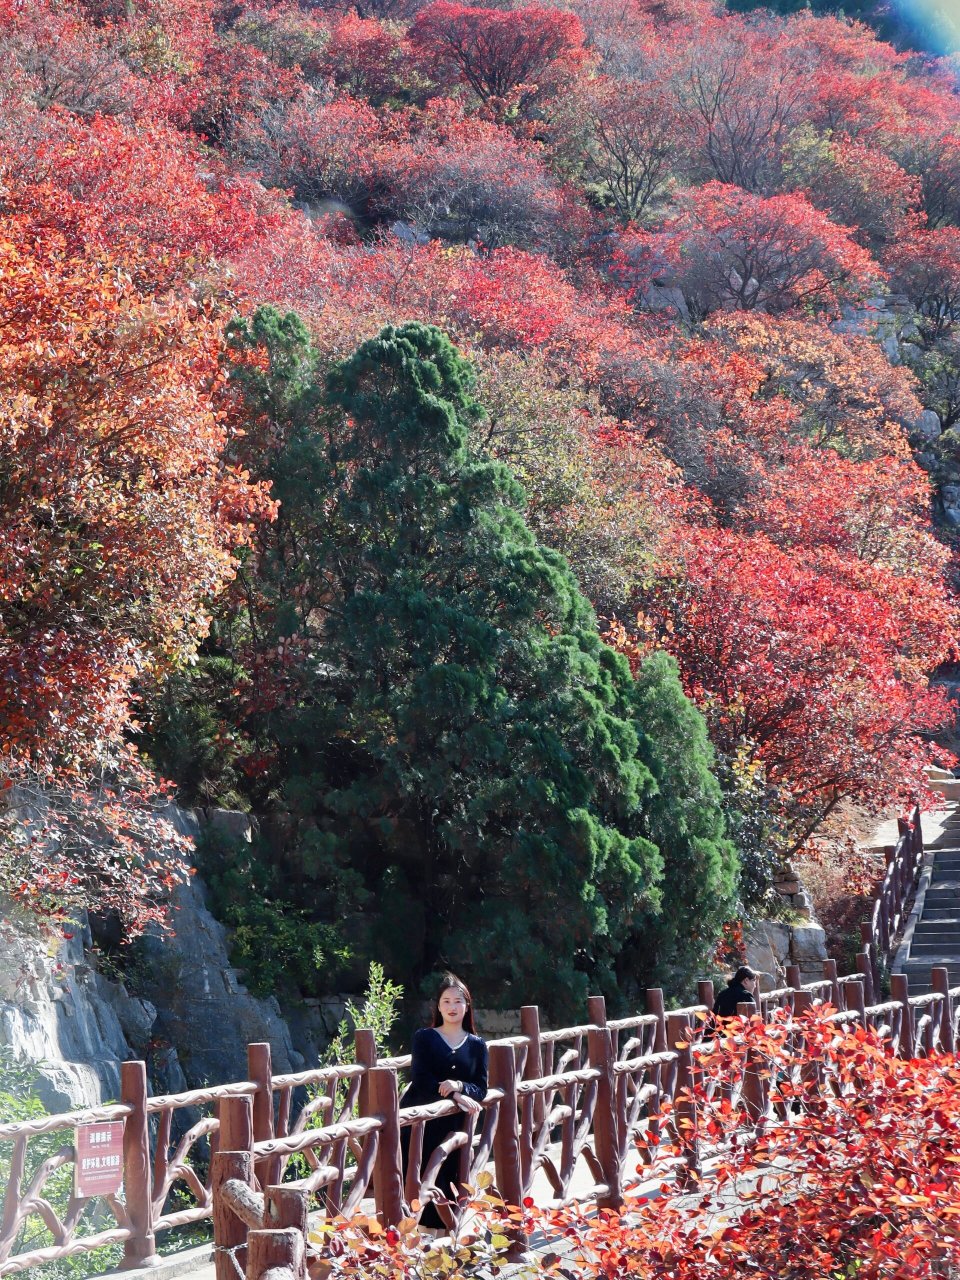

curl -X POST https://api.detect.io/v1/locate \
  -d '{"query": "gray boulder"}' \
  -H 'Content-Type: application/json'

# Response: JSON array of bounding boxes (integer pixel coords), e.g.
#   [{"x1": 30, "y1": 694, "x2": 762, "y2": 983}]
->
[{"x1": 912, "y1": 409, "x2": 942, "y2": 443}]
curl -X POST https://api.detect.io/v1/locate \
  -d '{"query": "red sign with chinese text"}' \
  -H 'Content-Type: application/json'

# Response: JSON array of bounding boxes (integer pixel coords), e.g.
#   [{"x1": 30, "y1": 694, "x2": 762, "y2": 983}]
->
[{"x1": 74, "y1": 1121, "x2": 124, "y2": 1199}]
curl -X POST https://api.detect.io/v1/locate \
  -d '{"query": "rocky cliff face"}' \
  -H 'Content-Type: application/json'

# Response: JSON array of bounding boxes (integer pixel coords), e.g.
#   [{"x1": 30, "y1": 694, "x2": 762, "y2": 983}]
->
[
  {"x1": 0, "y1": 805, "x2": 303, "y2": 1110},
  {"x1": 0, "y1": 914, "x2": 142, "y2": 1110}
]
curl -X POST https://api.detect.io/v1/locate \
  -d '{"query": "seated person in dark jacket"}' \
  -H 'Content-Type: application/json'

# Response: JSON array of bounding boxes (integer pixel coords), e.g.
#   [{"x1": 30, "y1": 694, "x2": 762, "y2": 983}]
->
[
  {"x1": 712, "y1": 965, "x2": 759, "y2": 1019},
  {"x1": 399, "y1": 973, "x2": 487, "y2": 1229}
]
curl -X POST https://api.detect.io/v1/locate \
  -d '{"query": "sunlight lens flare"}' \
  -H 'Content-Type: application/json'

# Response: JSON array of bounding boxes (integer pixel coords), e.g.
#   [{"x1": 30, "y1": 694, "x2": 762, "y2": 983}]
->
[{"x1": 892, "y1": 0, "x2": 960, "y2": 53}]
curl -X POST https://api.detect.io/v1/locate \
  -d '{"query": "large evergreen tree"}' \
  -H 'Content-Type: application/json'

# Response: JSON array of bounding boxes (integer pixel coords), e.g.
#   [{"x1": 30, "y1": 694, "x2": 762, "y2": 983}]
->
[{"x1": 189, "y1": 314, "x2": 736, "y2": 1014}]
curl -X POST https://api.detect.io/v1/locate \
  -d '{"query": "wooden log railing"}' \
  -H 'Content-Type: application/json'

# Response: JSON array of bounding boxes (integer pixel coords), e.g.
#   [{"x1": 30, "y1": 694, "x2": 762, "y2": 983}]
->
[
  {"x1": 860, "y1": 803, "x2": 925, "y2": 978},
  {"x1": 4, "y1": 964, "x2": 960, "y2": 1278}
]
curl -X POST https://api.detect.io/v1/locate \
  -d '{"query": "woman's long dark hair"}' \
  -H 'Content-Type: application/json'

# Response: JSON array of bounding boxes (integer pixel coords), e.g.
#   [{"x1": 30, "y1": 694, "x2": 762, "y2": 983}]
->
[
  {"x1": 729, "y1": 965, "x2": 758, "y2": 987},
  {"x1": 431, "y1": 972, "x2": 477, "y2": 1035}
]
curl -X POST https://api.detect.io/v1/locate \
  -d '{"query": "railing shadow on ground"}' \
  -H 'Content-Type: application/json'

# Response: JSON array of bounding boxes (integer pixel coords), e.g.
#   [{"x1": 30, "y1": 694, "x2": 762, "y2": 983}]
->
[{"x1": 0, "y1": 805, "x2": 935, "y2": 1279}]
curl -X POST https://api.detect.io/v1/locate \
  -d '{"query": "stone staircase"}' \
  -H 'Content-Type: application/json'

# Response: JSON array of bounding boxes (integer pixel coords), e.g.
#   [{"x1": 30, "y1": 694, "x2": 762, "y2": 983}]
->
[{"x1": 896, "y1": 803, "x2": 960, "y2": 995}]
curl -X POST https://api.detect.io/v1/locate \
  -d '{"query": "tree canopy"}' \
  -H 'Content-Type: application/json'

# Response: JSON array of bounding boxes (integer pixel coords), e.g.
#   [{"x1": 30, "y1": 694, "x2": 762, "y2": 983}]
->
[{"x1": 191, "y1": 314, "x2": 735, "y2": 1012}]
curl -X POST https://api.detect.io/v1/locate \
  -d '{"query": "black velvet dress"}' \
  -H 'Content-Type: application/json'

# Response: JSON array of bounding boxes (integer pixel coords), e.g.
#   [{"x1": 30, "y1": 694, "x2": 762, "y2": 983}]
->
[
  {"x1": 399, "y1": 1028, "x2": 488, "y2": 1228},
  {"x1": 712, "y1": 982, "x2": 757, "y2": 1019}
]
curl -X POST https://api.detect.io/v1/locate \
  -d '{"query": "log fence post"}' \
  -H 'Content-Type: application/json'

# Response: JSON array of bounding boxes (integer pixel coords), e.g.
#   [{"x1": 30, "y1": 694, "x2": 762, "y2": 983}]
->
[
  {"x1": 737, "y1": 1002, "x2": 765, "y2": 1125},
  {"x1": 249, "y1": 1043, "x2": 279, "y2": 1191},
  {"x1": 489, "y1": 1042, "x2": 525, "y2": 1256},
  {"x1": 860, "y1": 924, "x2": 881, "y2": 994},
  {"x1": 587, "y1": 1025, "x2": 622, "y2": 1209},
  {"x1": 845, "y1": 978, "x2": 865, "y2": 1028},
  {"x1": 697, "y1": 980, "x2": 715, "y2": 1022},
  {"x1": 785, "y1": 964, "x2": 801, "y2": 993},
  {"x1": 355, "y1": 1027, "x2": 377, "y2": 1119},
  {"x1": 891, "y1": 974, "x2": 914, "y2": 1059},
  {"x1": 856, "y1": 951, "x2": 875, "y2": 1006},
  {"x1": 220, "y1": 1095, "x2": 255, "y2": 1160},
  {"x1": 246, "y1": 1228, "x2": 304, "y2": 1280},
  {"x1": 823, "y1": 959, "x2": 842, "y2": 1011},
  {"x1": 212, "y1": 1150, "x2": 254, "y2": 1280},
  {"x1": 932, "y1": 967, "x2": 954, "y2": 1055},
  {"x1": 792, "y1": 989, "x2": 822, "y2": 1109},
  {"x1": 369, "y1": 1066, "x2": 404, "y2": 1226},
  {"x1": 587, "y1": 994, "x2": 607, "y2": 1025},
  {"x1": 265, "y1": 1186, "x2": 308, "y2": 1236},
  {"x1": 120, "y1": 1060, "x2": 159, "y2": 1269},
  {"x1": 519, "y1": 1005, "x2": 544, "y2": 1133},
  {"x1": 665, "y1": 1013, "x2": 699, "y2": 1184},
  {"x1": 646, "y1": 989, "x2": 667, "y2": 1054}
]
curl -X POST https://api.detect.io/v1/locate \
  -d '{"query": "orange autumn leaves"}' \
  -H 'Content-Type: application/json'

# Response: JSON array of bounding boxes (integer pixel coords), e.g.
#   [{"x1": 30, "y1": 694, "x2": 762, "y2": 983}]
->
[
  {"x1": 0, "y1": 0, "x2": 957, "y2": 917},
  {"x1": 0, "y1": 196, "x2": 271, "y2": 775}
]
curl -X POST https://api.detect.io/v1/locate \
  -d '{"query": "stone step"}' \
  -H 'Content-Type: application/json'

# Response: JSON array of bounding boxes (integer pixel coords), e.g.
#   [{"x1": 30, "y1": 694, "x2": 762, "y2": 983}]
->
[{"x1": 900, "y1": 971, "x2": 958, "y2": 983}]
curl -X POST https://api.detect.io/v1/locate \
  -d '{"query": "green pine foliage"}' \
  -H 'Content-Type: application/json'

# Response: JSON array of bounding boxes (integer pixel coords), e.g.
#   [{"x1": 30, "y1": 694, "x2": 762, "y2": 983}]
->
[{"x1": 186, "y1": 313, "x2": 736, "y2": 1016}]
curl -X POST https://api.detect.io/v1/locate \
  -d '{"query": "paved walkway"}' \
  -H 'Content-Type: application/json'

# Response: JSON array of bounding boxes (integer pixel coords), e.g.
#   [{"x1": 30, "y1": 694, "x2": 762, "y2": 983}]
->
[{"x1": 104, "y1": 1145, "x2": 607, "y2": 1280}]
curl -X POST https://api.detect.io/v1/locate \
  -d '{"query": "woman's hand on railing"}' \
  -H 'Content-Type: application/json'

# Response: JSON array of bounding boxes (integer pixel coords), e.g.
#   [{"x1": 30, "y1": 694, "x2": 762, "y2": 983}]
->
[{"x1": 455, "y1": 1093, "x2": 482, "y2": 1116}]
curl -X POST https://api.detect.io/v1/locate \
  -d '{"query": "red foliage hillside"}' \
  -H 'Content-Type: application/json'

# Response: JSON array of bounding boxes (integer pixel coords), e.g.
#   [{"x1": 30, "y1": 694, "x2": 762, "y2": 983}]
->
[{"x1": 1, "y1": 0, "x2": 959, "y2": 918}]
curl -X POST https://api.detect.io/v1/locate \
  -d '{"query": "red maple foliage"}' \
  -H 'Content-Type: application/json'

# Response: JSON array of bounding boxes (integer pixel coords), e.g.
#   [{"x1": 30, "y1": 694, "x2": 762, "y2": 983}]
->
[
  {"x1": 885, "y1": 227, "x2": 960, "y2": 340},
  {"x1": 409, "y1": 1, "x2": 589, "y2": 121},
  {"x1": 313, "y1": 1010, "x2": 960, "y2": 1280},
  {"x1": 618, "y1": 182, "x2": 880, "y2": 318},
  {"x1": 545, "y1": 1009, "x2": 960, "y2": 1280},
  {"x1": 639, "y1": 526, "x2": 953, "y2": 847},
  {"x1": 0, "y1": 194, "x2": 271, "y2": 774}
]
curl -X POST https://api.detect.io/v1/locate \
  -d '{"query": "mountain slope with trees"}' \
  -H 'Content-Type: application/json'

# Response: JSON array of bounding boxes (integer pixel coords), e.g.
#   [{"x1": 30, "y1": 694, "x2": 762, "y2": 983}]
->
[{"x1": 1, "y1": 0, "x2": 958, "y2": 1007}]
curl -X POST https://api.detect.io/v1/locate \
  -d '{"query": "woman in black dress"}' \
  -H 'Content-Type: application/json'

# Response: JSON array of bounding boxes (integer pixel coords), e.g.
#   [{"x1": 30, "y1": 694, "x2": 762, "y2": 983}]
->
[
  {"x1": 399, "y1": 973, "x2": 488, "y2": 1229},
  {"x1": 712, "y1": 965, "x2": 759, "y2": 1019}
]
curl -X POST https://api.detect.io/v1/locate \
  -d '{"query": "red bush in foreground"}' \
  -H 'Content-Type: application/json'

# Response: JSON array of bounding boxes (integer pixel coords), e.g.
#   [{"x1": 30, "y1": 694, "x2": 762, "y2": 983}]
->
[{"x1": 316, "y1": 1008, "x2": 960, "y2": 1280}]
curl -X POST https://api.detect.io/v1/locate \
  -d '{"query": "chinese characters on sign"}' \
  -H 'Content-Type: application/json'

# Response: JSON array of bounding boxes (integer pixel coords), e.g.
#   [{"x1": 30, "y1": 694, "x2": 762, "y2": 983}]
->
[{"x1": 74, "y1": 1121, "x2": 124, "y2": 1199}]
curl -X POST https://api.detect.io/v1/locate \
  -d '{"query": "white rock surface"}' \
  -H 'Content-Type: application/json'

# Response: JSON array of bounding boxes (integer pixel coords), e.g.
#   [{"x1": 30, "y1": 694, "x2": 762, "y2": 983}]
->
[{"x1": 1, "y1": 803, "x2": 302, "y2": 1109}]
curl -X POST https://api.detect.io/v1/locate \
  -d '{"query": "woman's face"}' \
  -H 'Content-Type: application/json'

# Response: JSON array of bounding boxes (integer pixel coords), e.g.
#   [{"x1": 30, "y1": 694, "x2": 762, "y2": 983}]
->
[
  {"x1": 743, "y1": 975, "x2": 757, "y2": 993},
  {"x1": 438, "y1": 987, "x2": 468, "y2": 1026}
]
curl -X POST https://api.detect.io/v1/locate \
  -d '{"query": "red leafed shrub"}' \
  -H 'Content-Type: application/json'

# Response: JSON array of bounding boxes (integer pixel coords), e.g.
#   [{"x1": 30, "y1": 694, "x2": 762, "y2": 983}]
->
[
  {"x1": 898, "y1": 128, "x2": 960, "y2": 231},
  {"x1": 0, "y1": 191, "x2": 273, "y2": 934},
  {"x1": 189, "y1": 39, "x2": 303, "y2": 147},
  {"x1": 371, "y1": 98, "x2": 587, "y2": 252},
  {"x1": 544, "y1": 1008, "x2": 960, "y2": 1280},
  {"x1": 885, "y1": 226, "x2": 960, "y2": 340},
  {"x1": 0, "y1": 0, "x2": 142, "y2": 117},
  {"x1": 0, "y1": 193, "x2": 271, "y2": 777},
  {"x1": 0, "y1": 110, "x2": 288, "y2": 292},
  {"x1": 672, "y1": 16, "x2": 813, "y2": 193},
  {"x1": 618, "y1": 182, "x2": 881, "y2": 318},
  {"x1": 704, "y1": 311, "x2": 923, "y2": 461},
  {"x1": 641, "y1": 526, "x2": 954, "y2": 848},
  {"x1": 556, "y1": 73, "x2": 684, "y2": 223},
  {"x1": 235, "y1": 88, "x2": 382, "y2": 209},
  {"x1": 408, "y1": 1, "x2": 589, "y2": 120},
  {"x1": 318, "y1": 12, "x2": 415, "y2": 105},
  {"x1": 784, "y1": 133, "x2": 921, "y2": 252},
  {"x1": 2, "y1": 754, "x2": 193, "y2": 936},
  {"x1": 306, "y1": 1010, "x2": 960, "y2": 1280}
]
